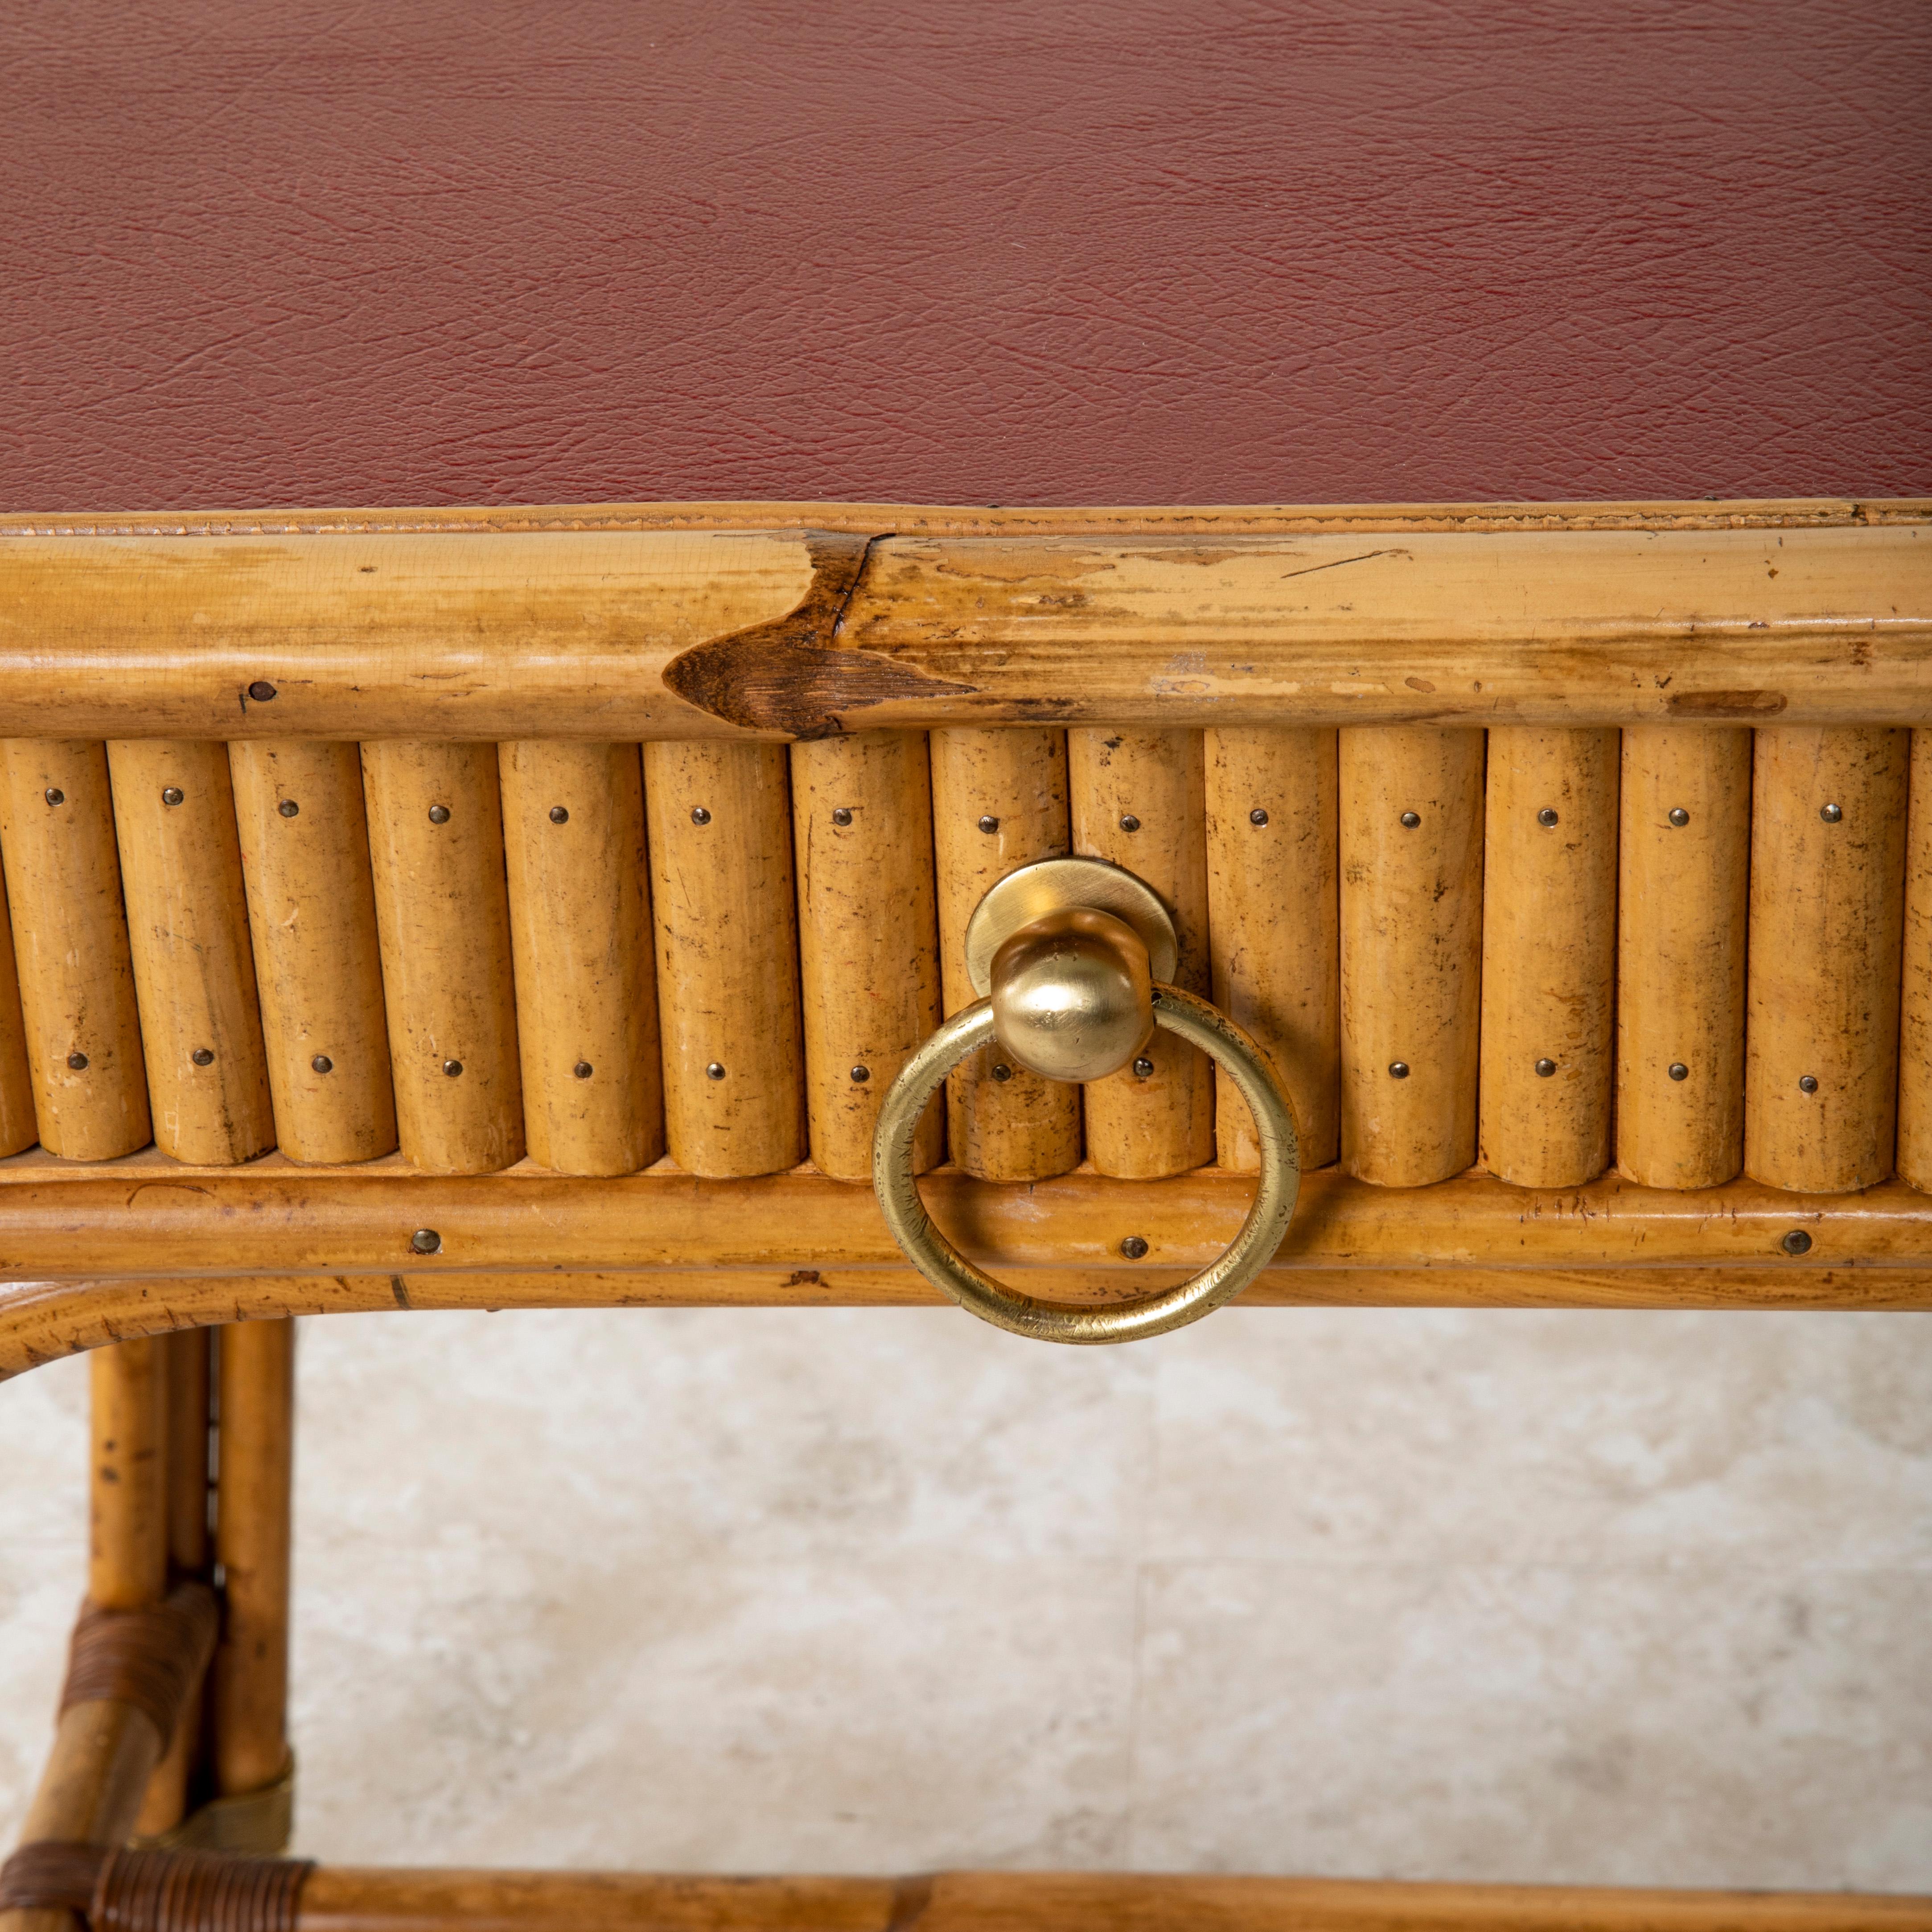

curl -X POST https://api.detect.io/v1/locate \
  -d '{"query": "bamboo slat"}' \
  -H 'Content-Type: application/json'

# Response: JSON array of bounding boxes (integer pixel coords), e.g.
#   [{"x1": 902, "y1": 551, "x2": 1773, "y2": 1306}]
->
[
  {"x1": 230, "y1": 742, "x2": 397, "y2": 1165},
  {"x1": 362, "y1": 744, "x2": 524, "y2": 1175},
  {"x1": 1614, "y1": 727, "x2": 1751, "y2": 1189},
  {"x1": 0, "y1": 863, "x2": 37, "y2": 1157},
  {"x1": 213, "y1": 1319, "x2": 294, "y2": 1799},
  {"x1": 1069, "y1": 728, "x2": 1213, "y2": 1178},
  {"x1": 928, "y1": 728, "x2": 1081, "y2": 1181},
  {"x1": 89, "y1": 1337, "x2": 167, "y2": 1610},
  {"x1": 500, "y1": 743, "x2": 662, "y2": 1177},
  {"x1": 1204, "y1": 728, "x2": 1339, "y2": 1171},
  {"x1": 1478, "y1": 728, "x2": 1619, "y2": 1188},
  {"x1": 107, "y1": 741, "x2": 274, "y2": 1164},
  {"x1": 0, "y1": 742, "x2": 150, "y2": 1158},
  {"x1": 642, "y1": 741, "x2": 805, "y2": 1178},
  {"x1": 791, "y1": 733, "x2": 943, "y2": 1182},
  {"x1": 1745, "y1": 727, "x2": 1909, "y2": 1192},
  {"x1": 1899, "y1": 731, "x2": 1932, "y2": 1190},
  {"x1": 1339, "y1": 728, "x2": 1485, "y2": 1186}
]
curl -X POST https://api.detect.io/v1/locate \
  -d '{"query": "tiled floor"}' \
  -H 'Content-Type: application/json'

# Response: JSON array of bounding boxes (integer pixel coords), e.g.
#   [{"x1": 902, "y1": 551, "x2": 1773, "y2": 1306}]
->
[{"x1": 2, "y1": 1305, "x2": 1928, "y2": 1887}]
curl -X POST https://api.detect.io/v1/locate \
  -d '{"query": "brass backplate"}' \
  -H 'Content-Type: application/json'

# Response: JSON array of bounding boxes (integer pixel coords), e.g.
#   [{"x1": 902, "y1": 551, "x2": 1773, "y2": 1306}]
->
[{"x1": 964, "y1": 856, "x2": 1179, "y2": 997}]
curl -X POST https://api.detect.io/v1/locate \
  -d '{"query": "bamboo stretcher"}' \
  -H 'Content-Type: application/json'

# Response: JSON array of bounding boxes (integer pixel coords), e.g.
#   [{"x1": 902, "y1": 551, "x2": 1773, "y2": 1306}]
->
[{"x1": 2, "y1": 498, "x2": 1928, "y2": 1928}]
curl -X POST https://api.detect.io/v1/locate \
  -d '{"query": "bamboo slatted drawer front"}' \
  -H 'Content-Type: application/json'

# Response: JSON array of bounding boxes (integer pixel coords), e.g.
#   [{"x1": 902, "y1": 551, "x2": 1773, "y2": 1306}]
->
[{"x1": 0, "y1": 501, "x2": 1925, "y2": 1356}]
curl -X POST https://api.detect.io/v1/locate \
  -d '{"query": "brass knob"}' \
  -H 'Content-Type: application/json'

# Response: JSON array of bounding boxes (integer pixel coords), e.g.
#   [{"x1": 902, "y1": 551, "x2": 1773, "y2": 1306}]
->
[{"x1": 988, "y1": 906, "x2": 1154, "y2": 1083}]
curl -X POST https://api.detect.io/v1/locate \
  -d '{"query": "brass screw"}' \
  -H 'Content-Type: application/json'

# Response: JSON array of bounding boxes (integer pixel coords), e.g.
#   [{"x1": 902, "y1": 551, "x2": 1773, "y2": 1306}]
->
[
  {"x1": 312, "y1": 1055, "x2": 333, "y2": 1073},
  {"x1": 549, "y1": 806, "x2": 569, "y2": 824},
  {"x1": 706, "y1": 1061, "x2": 726, "y2": 1080},
  {"x1": 978, "y1": 815, "x2": 999, "y2": 834},
  {"x1": 1120, "y1": 1236, "x2": 1149, "y2": 1260},
  {"x1": 191, "y1": 1048, "x2": 214, "y2": 1066},
  {"x1": 691, "y1": 806, "x2": 711, "y2": 826},
  {"x1": 162, "y1": 787, "x2": 185, "y2": 807},
  {"x1": 1119, "y1": 814, "x2": 1141, "y2": 832},
  {"x1": 850, "y1": 1065, "x2": 871, "y2": 1083},
  {"x1": 1389, "y1": 1061, "x2": 1410, "y2": 1079},
  {"x1": 1537, "y1": 807, "x2": 1558, "y2": 827},
  {"x1": 1535, "y1": 1057, "x2": 1556, "y2": 1077},
  {"x1": 1781, "y1": 1229, "x2": 1813, "y2": 1256},
  {"x1": 1799, "y1": 1074, "x2": 1818, "y2": 1093},
  {"x1": 44, "y1": 789, "x2": 63, "y2": 807},
  {"x1": 279, "y1": 800, "x2": 300, "y2": 818},
  {"x1": 443, "y1": 1059, "x2": 463, "y2": 1077},
  {"x1": 1668, "y1": 808, "x2": 1689, "y2": 827},
  {"x1": 990, "y1": 1062, "x2": 1014, "y2": 1082},
  {"x1": 66, "y1": 1052, "x2": 87, "y2": 1070},
  {"x1": 1250, "y1": 808, "x2": 1269, "y2": 826},
  {"x1": 1669, "y1": 1062, "x2": 1689, "y2": 1081},
  {"x1": 1133, "y1": 1056, "x2": 1155, "y2": 1079},
  {"x1": 574, "y1": 1061, "x2": 593, "y2": 1079},
  {"x1": 428, "y1": 804, "x2": 451, "y2": 824},
  {"x1": 832, "y1": 806, "x2": 854, "y2": 826},
  {"x1": 1820, "y1": 802, "x2": 1843, "y2": 823},
  {"x1": 247, "y1": 681, "x2": 277, "y2": 702},
  {"x1": 1400, "y1": 811, "x2": 1421, "y2": 829},
  {"x1": 411, "y1": 1229, "x2": 441, "y2": 1255}
]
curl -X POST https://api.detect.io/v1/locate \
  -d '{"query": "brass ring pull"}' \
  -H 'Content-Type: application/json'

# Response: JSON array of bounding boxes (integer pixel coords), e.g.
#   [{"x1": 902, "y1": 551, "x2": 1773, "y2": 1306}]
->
[{"x1": 873, "y1": 859, "x2": 1300, "y2": 1345}]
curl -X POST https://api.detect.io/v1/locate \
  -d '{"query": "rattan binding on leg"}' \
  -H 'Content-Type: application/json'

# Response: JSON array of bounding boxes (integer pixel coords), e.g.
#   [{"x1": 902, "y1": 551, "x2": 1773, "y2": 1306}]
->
[
  {"x1": 60, "y1": 1587, "x2": 218, "y2": 1751},
  {"x1": 0, "y1": 1846, "x2": 312, "y2": 1932}
]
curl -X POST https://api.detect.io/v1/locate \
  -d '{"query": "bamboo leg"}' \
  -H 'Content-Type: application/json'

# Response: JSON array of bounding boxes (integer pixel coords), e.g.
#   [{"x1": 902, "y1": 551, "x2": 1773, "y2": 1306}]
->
[
  {"x1": 230, "y1": 743, "x2": 397, "y2": 1165},
  {"x1": 1615, "y1": 726, "x2": 1751, "y2": 1189},
  {"x1": 499, "y1": 743, "x2": 663, "y2": 1177},
  {"x1": 362, "y1": 744, "x2": 524, "y2": 1175},
  {"x1": 792, "y1": 733, "x2": 943, "y2": 1183},
  {"x1": 1745, "y1": 727, "x2": 1909, "y2": 1192},
  {"x1": 90, "y1": 1339, "x2": 167, "y2": 1612},
  {"x1": 212, "y1": 1320, "x2": 295, "y2": 1799},
  {"x1": 1899, "y1": 732, "x2": 1932, "y2": 1190},
  {"x1": 1069, "y1": 728, "x2": 1213, "y2": 1179},
  {"x1": 1204, "y1": 728, "x2": 1340, "y2": 1172},
  {"x1": 1339, "y1": 728, "x2": 1485, "y2": 1186},
  {"x1": 0, "y1": 862, "x2": 38, "y2": 1156},
  {"x1": 0, "y1": 741, "x2": 150, "y2": 1158},
  {"x1": 928, "y1": 728, "x2": 1081, "y2": 1182},
  {"x1": 1478, "y1": 727, "x2": 1619, "y2": 1188},
  {"x1": 107, "y1": 742, "x2": 275, "y2": 1164},
  {"x1": 642, "y1": 742, "x2": 805, "y2": 1178}
]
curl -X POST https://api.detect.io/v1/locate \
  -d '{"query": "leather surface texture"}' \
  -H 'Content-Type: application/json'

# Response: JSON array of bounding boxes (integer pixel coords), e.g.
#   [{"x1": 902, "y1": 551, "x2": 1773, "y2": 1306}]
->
[{"x1": 4, "y1": 0, "x2": 1929, "y2": 511}]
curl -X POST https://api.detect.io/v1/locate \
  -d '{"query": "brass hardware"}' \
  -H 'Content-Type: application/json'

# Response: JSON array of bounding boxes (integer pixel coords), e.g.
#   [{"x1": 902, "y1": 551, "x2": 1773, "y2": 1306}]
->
[
  {"x1": 873, "y1": 983, "x2": 1299, "y2": 1344},
  {"x1": 878, "y1": 854, "x2": 1298, "y2": 1345},
  {"x1": 136, "y1": 1752, "x2": 296, "y2": 1854}
]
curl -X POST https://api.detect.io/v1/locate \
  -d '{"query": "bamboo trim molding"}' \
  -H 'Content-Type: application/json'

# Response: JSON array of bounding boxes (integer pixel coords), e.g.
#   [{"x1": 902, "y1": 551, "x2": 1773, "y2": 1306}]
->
[{"x1": 0, "y1": 503, "x2": 1927, "y2": 739}]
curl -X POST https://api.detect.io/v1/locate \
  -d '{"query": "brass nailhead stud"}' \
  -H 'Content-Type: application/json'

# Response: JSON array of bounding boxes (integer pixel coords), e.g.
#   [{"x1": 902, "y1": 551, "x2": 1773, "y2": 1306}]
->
[
  {"x1": 831, "y1": 806, "x2": 854, "y2": 826},
  {"x1": 428, "y1": 804, "x2": 451, "y2": 824},
  {"x1": 279, "y1": 800, "x2": 300, "y2": 818},
  {"x1": 1389, "y1": 1061, "x2": 1410, "y2": 1079},
  {"x1": 574, "y1": 1061, "x2": 593, "y2": 1079},
  {"x1": 1799, "y1": 1074, "x2": 1819, "y2": 1093},
  {"x1": 850, "y1": 1065, "x2": 870, "y2": 1083},
  {"x1": 1535, "y1": 1057, "x2": 1556, "y2": 1077},
  {"x1": 706, "y1": 1061, "x2": 726, "y2": 1080},
  {"x1": 1821, "y1": 802, "x2": 1843, "y2": 823},
  {"x1": 411, "y1": 1228, "x2": 441, "y2": 1254},
  {"x1": 67, "y1": 1052, "x2": 87, "y2": 1070},
  {"x1": 312, "y1": 1055, "x2": 333, "y2": 1073},
  {"x1": 1782, "y1": 1229, "x2": 1813, "y2": 1256},
  {"x1": 1669, "y1": 1062, "x2": 1690, "y2": 1081},
  {"x1": 691, "y1": 806, "x2": 711, "y2": 826},
  {"x1": 191, "y1": 1048, "x2": 214, "y2": 1066},
  {"x1": 162, "y1": 787, "x2": 185, "y2": 807},
  {"x1": 977, "y1": 815, "x2": 1000, "y2": 834},
  {"x1": 1250, "y1": 808, "x2": 1270, "y2": 826},
  {"x1": 1668, "y1": 807, "x2": 1689, "y2": 827},
  {"x1": 44, "y1": 789, "x2": 63, "y2": 807},
  {"x1": 1133, "y1": 1056, "x2": 1155, "y2": 1079},
  {"x1": 443, "y1": 1059, "x2": 463, "y2": 1077},
  {"x1": 1537, "y1": 807, "x2": 1558, "y2": 827},
  {"x1": 1119, "y1": 814, "x2": 1141, "y2": 832},
  {"x1": 1120, "y1": 1236, "x2": 1150, "y2": 1260},
  {"x1": 549, "y1": 806, "x2": 569, "y2": 824},
  {"x1": 247, "y1": 681, "x2": 277, "y2": 702},
  {"x1": 990, "y1": 1062, "x2": 1014, "y2": 1082},
  {"x1": 1400, "y1": 811, "x2": 1421, "y2": 829}
]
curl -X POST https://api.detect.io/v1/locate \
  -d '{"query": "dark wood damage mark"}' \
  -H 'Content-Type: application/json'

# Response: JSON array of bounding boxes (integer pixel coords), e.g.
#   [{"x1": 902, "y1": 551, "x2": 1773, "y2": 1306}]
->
[
  {"x1": 1667, "y1": 689, "x2": 1790, "y2": 718},
  {"x1": 662, "y1": 530, "x2": 979, "y2": 738},
  {"x1": 390, "y1": 1274, "x2": 411, "y2": 1308}
]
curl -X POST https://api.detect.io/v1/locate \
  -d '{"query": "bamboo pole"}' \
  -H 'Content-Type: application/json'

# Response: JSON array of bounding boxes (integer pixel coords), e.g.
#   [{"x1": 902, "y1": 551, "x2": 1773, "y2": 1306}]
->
[
  {"x1": 1745, "y1": 727, "x2": 1909, "y2": 1192},
  {"x1": 89, "y1": 1338, "x2": 167, "y2": 1611},
  {"x1": 230, "y1": 742, "x2": 397, "y2": 1164},
  {"x1": 0, "y1": 741, "x2": 150, "y2": 1158},
  {"x1": 641, "y1": 741, "x2": 805, "y2": 1177},
  {"x1": 1069, "y1": 728, "x2": 1213, "y2": 1178},
  {"x1": 106, "y1": 741, "x2": 275, "y2": 1164},
  {"x1": 1614, "y1": 727, "x2": 1751, "y2": 1189},
  {"x1": 1478, "y1": 728, "x2": 1619, "y2": 1188},
  {"x1": 1339, "y1": 728, "x2": 1485, "y2": 1186},
  {"x1": 500, "y1": 743, "x2": 663, "y2": 1177},
  {"x1": 212, "y1": 1320, "x2": 295, "y2": 1799},
  {"x1": 928, "y1": 728, "x2": 1081, "y2": 1181},
  {"x1": 1899, "y1": 731, "x2": 1932, "y2": 1190},
  {"x1": 792, "y1": 732, "x2": 943, "y2": 1183},
  {"x1": 362, "y1": 744, "x2": 524, "y2": 1174},
  {"x1": 0, "y1": 863, "x2": 39, "y2": 1157},
  {"x1": 1204, "y1": 728, "x2": 1339, "y2": 1171}
]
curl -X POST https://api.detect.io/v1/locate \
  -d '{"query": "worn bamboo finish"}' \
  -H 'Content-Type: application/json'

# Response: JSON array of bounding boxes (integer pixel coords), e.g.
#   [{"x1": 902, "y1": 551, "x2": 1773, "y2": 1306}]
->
[
  {"x1": 0, "y1": 741, "x2": 150, "y2": 1158},
  {"x1": 642, "y1": 741, "x2": 804, "y2": 1178},
  {"x1": 292, "y1": 1867, "x2": 1932, "y2": 1932},
  {"x1": 1746, "y1": 728, "x2": 1909, "y2": 1193},
  {"x1": 501, "y1": 743, "x2": 662, "y2": 1177},
  {"x1": 1615, "y1": 728, "x2": 1751, "y2": 1189},
  {"x1": 1069, "y1": 729, "x2": 1213, "y2": 1178},
  {"x1": 107, "y1": 741, "x2": 274, "y2": 1164},
  {"x1": 1204, "y1": 728, "x2": 1339, "y2": 1171},
  {"x1": 928, "y1": 728, "x2": 1081, "y2": 1181},
  {"x1": 0, "y1": 864, "x2": 37, "y2": 1157},
  {"x1": 1339, "y1": 728, "x2": 1485, "y2": 1186},
  {"x1": 89, "y1": 1337, "x2": 167, "y2": 1610},
  {"x1": 4, "y1": 521, "x2": 1928, "y2": 738},
  {"x1": 1479, "y1": 728, "x2": 1619, "y2": 1188},
  {"x1": 791, "y1": 733, "x2": 943, "y2": 1182},
  {"x1": 212, "y1": 1319, "x2": 295, "y2": 1799},
  {"x1": 362, "y1": 743, "x2": 524, "y2": 1174},
  {"x1": 1898, "y1": 731, "x2": 1932, "y2": 1190},
  {"x1": 230, "y1": 742, "x2": 397, "y2": 1165}
]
